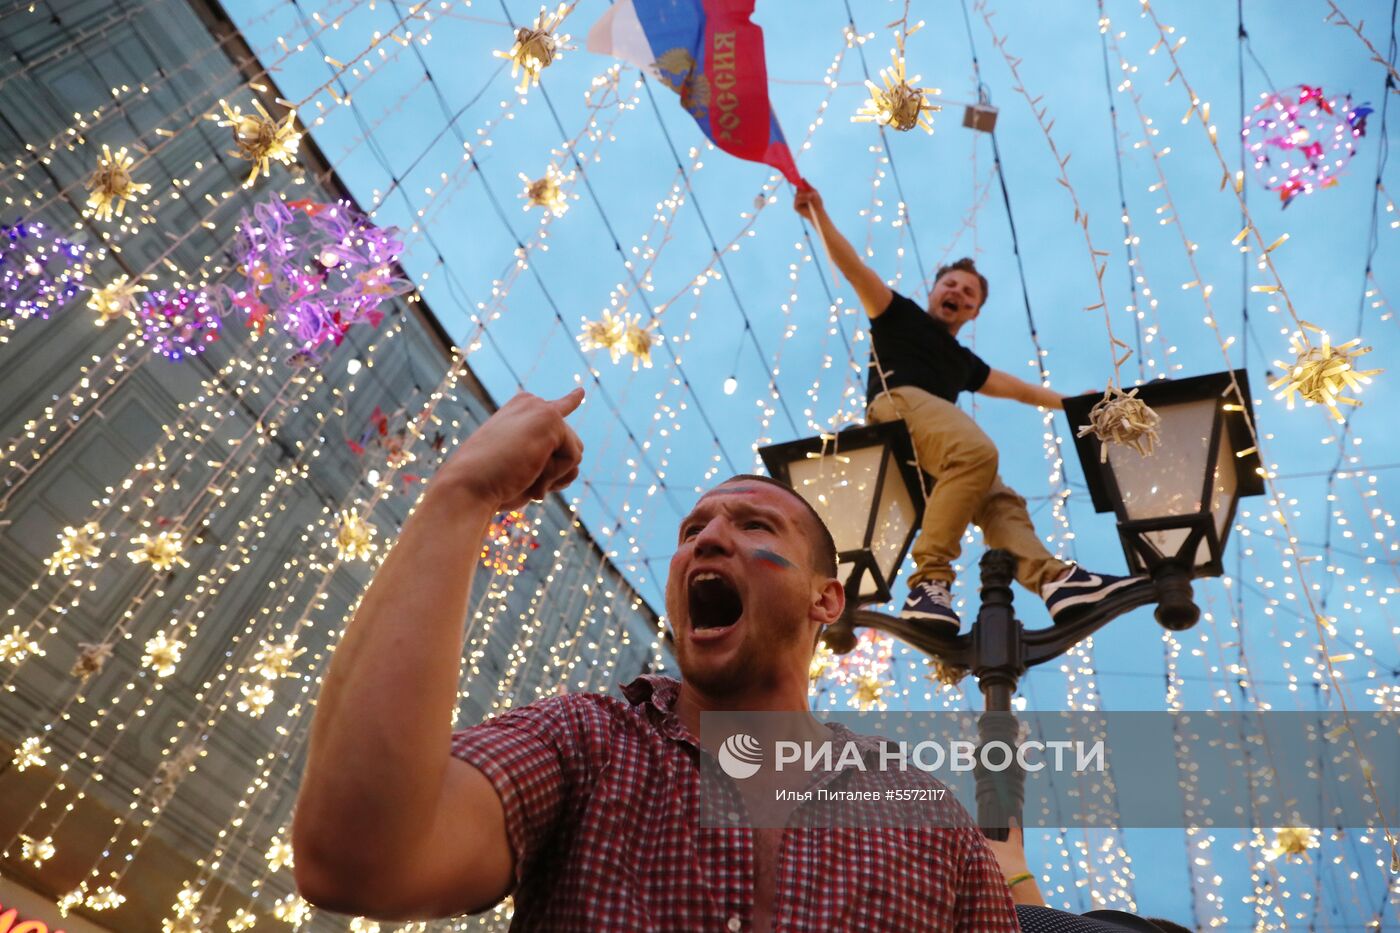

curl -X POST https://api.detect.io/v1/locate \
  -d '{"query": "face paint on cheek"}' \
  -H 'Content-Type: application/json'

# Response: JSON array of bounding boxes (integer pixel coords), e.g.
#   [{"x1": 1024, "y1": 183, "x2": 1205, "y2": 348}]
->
[{"x1": 752, "y1": 547, "x2": 796, "y2": 571}]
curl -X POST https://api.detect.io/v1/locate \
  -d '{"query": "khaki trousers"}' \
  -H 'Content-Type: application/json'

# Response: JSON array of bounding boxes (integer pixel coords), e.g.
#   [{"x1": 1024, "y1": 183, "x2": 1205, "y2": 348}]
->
[{"x1": 868, "y1": 386, "x2": 1068, "y2": 594}]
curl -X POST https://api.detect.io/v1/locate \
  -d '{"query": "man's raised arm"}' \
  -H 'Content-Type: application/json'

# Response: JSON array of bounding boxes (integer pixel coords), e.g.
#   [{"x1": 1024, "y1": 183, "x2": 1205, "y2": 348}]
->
[
  {"x1": 794, "y1": 186, "x2": 894, "y2": 318},
  {"x1": 293, "y1": 389, "x2": 585, "y2": 920}
]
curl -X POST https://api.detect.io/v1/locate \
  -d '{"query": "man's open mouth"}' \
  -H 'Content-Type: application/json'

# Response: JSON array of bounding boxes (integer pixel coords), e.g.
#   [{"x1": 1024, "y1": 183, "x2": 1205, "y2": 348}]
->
[
  {"x1": 940, "y1": 298, "x2": 959, "y2": 314},
  {"x1": 688, "y1": 572, "x2": 744, "y2": 632}
]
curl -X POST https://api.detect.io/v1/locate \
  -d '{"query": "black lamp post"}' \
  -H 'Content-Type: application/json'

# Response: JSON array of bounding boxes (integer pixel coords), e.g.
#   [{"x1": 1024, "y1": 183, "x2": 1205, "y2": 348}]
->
[
  {"x1": 1063, "y1": 370, "x2": 1265, "y2": 630},
  {"x1": 756, "y1": 370, "x2": 1264, "y2": 837}
]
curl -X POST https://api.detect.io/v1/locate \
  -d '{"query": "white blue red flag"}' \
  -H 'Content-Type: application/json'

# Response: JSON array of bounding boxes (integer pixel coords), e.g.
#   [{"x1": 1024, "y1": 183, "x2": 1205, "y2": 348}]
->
[{"x1": 587, "y1": 0, "x2": 804, "y2": 186}]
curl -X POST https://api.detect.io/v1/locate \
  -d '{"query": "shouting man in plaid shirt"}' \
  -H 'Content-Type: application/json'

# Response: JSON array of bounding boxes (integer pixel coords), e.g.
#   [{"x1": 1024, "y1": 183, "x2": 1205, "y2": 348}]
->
[{"x1": 293, "y1": 389, "x2": 1020, "y2": 931}]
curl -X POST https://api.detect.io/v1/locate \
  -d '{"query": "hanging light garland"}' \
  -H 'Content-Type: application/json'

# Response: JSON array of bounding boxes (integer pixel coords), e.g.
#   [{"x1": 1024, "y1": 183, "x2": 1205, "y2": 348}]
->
[{"x1": 85, "y1": 144, "x2": 151, "y2": 222}]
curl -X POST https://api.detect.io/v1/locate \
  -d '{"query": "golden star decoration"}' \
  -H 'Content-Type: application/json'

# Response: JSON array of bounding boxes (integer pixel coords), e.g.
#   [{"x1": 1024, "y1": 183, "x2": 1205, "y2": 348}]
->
[
  {"x1": 47, "y1": 521, "x2": 104, "y2": 575},
  {"x1": 335, "y1": 509, "x2": 378, "y2": 561},
  {"x1": 142, "y1": 631, "x2": 186, "y2": 678},
  {"x1": 72, "y1": 641, "x2": 114, "y2": 682},
  {"x1": 128, "y1": 530, "x2": 189, "y2": 572},
  {"x1": 854, "y1": 39, "x2": 940, "y2": 134},
  {"x1": 215, "y1": 99, "x2": 302, "y2": 188},
  {"x1": 520, "y1": 166, "x2": 569, "y2": 217},
  {"x1": 1265, "y1": 826, "x2": 1320, "y2": 862},
  {"x1": 1077, "y1": 385, "x2": 1162, "y2": 462},
  {"x1": 86, "y1": 886, "x2": 127, "y2": 911},
  {"x1": 13, "y1": 736, "x2": 49, "y2": 770},
  {"x1": 238, "y1": 679, "x2": 276, "y2": 718},
  {"x1": 19, "y1": 834, "x2": 56, "y2": 867},
  {"x1": 0, "y1": 625, "x2": 44, "y2": 664},
  {"x1": 1270, "y1": 324, "x2": 1381, "y2": 422},
  {"x1": 852, "y1": 673, "x2": 889, "y2": 711},
  {"x1": 227, "y1": 909, "x2": 257, "y2": 931},
  {"x1": 87, "y1": 275, "x2": 147, "y2": 326},
  {"x1": 619, "y1": 313, "x2": 661, "y2": 371},
  {"x1": 266, "y1": 836, "x2": 295, "y2": 872},
  {"x1": 926, "y1": 657, "x2": 969, "y2": 689},
  {"x1": 86, "y1": 144, "x2": 151, "y2": 222},
  {"x1": 249, "y1": 634, "x2": 305, "y2": 680},
  {"x1": 272, "y1": 893, "x2": 312, "y2": 927},
  {"x1": 577, "y1": 308, "x2": 626, "y2": 361},
  {"x1": 57, "y1": 885, "x2": 87, "y2": 918},
  {"x1": 495, "y1": 4, "x2": 572, "y2": 94}
]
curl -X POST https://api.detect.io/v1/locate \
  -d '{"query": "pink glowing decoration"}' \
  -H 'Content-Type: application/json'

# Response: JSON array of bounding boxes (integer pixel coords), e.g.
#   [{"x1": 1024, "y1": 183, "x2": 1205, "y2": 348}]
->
[
  {"x1": 1243, "y1": 84, "x2": 1370, "y2": 208},
  {"x1": 136, "y1": 288, "x2": 222, "y2": 361},
  {"x1": 224, "y1": 197, "x2": 411, "y2": 363}
]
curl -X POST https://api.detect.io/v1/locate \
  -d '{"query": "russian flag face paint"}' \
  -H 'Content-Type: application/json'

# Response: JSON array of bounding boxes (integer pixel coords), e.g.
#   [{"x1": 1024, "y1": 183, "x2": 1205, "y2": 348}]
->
[{"x1": 752, "y1": 547, "x2": 795, "y2": 571}]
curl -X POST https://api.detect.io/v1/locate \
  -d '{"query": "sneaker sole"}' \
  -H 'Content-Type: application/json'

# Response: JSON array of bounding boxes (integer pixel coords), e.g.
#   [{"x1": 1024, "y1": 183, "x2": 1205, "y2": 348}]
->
[
  {"x1": 1047, "y1": 575, "x2": 1145, "y2": 617},
  {"x1": 900, "y1": 609, "x2": 961, "y2": 624}
]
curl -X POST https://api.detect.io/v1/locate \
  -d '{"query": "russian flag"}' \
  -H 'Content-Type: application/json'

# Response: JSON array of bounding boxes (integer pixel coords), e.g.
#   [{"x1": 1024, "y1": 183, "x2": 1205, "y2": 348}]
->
[{"x1": 587, "y1": 0, "x2": 803, "y2": 186}]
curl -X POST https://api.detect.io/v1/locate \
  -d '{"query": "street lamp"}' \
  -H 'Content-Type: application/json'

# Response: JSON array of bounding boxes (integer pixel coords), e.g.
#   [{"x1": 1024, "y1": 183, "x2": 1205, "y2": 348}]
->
[
  {"x1": 1063, "y1": 370, "x2": 1265, "y2": 630},
  {"x1": 758, "y1": 420, "x2": 925, "y2": 651}
]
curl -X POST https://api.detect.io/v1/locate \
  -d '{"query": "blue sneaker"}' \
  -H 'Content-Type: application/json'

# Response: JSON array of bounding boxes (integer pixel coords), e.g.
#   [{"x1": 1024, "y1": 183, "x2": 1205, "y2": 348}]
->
[
  {"x1": 901, "y1": 581, "x2": 961, "y2": 633},
  {"x1": 1042, "y1": 565, "x2": 1145, "y2": 624}
]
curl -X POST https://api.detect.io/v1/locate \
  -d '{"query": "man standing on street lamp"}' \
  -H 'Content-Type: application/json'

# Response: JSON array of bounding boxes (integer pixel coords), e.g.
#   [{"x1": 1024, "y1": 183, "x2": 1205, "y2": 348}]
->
[{"x1": 795, "y1": 186, "x2": 1141, "y2": 632}]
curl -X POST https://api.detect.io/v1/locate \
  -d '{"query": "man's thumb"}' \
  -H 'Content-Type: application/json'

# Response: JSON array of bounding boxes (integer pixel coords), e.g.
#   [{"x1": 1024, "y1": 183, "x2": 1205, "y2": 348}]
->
[{"x1": 552, "y1": 386, "x2": 585, "y2": 417}]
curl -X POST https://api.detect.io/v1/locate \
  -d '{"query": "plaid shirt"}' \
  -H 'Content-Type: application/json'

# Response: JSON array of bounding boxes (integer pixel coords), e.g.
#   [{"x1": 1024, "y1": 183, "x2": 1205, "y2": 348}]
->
[{"x1": 451, "y1": 675, "x2": 1019, "y2": 931}]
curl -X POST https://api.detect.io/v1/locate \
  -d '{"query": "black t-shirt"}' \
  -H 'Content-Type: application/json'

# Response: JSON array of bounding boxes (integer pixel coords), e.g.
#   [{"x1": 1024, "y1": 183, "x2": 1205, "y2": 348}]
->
[{"x1": 865, "y1": 290, "x2": 991, "y2": 405}]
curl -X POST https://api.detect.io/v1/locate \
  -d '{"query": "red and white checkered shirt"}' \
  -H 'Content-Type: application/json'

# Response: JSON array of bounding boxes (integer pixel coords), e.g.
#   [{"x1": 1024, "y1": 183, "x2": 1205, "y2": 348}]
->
[{"x1": 451, "y1": 675, "x2": 1020, "y2": 931}]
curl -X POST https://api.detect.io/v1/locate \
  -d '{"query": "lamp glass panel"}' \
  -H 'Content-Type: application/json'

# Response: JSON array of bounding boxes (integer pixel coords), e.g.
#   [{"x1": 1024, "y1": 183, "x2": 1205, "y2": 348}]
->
[
  {"x1": 871, "y1": 449, "x2": 916, "y2": 586},
  {"x1": 785, "y1": 442, "x2": 885, "y2": 555},
  {"x1": 1198, "y1": 424, "x2": 1239, "y2": 565},
  {"x1": 1106, "y1": 398, "x2": 1217, "y2": 522}
]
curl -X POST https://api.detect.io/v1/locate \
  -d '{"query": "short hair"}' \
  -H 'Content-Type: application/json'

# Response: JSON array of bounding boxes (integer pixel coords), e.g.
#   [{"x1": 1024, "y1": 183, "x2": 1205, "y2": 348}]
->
[
  {"x1": 1144, "y1": 920, "x2": 1192, "y2": 933},
  {"x1": 933, "y1": 257, "x2": 988, "y2": 309},
  {"x1": 716, "y1": 474, "x2": 839, "y2": 577}
]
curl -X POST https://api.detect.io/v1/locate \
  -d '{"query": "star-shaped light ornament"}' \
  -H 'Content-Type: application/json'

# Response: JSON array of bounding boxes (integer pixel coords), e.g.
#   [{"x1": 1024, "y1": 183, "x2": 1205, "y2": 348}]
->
[
  {"x1": 272, "y1": 893, "x2": 313, "y2": 927},
  {"x1": 853, "y1": 28, "x2": 940, "y2": 134},
  {"x1": 0, "y1": 625, "x2": 43, "y2": 664},
  {"x1": 215, "y1": 99, "x2": 302, "y2": 187},
  {"x1": 577, "y1": 308, "x2": 626, "y2": 361},
  {"x1": 249, "y1": 634, "x2": 305, "y2": 680},
  {"x1": 87, "y1": 275, "x2": 148, "y2": 326},
  {"x1": 495, "y1": 4, "x2": 572, "y2": 95},
  {"x1": 72, "y1": 641, "x2": 115, "y2": 682},
  {"x1": 57, "y1": 885, "x2": 88, "y2": 918},
  {"x1": 19, "y1": 834, "x2": 56, "y2": 867},
  {"x1": 86, "y1": 886, "x2": 127, "y2": 912},
  {"x1": 1264, "y1": 826, "x2": 1320, "y2": 862},
  {"x1": 128, "y1": 530, "x2": 189, "y2": 572},
  {"x1": 12, "y1": 736, "x2": 48, "y2": 770},
  {"x1": 238, "y1": 680, "x2": 276, "y2": 718},
  {"x1": 142, "y1": 631, "x2": 187, "y2": 678},
  {"x1": 86, "y1": 144, "x2": 151, "y2": 221},
  {"x1": 266, "y1": 835, "x2": 295, "y2": 872},
  {"x1": 852, "y1": 673, "x2": 889, "y2": 711},
  {"x1": 227, "y1": 909, "x2": 258, "y2": 932},
  {"x1": 1269, "y1": 324, "x2": 1381, "y2": 422},
  {"x1": 335, "y1": 509, "x2": 378, "y2": 561},
  {"x1": 520, "y1": 166, "x2": 570, "y2": 217},
  {"x1": 619, "y1": 314, "x2": 661, "y2": 371},
  {"x1": 47, "y1": 521, "x2": 105, "y2": 575},
  {"x1": 1076, "y1": 385, "x2": 1161, "y2": 462},
  {"x1": 161, "y1": 884, "x2": 216, "y2": 933}
]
